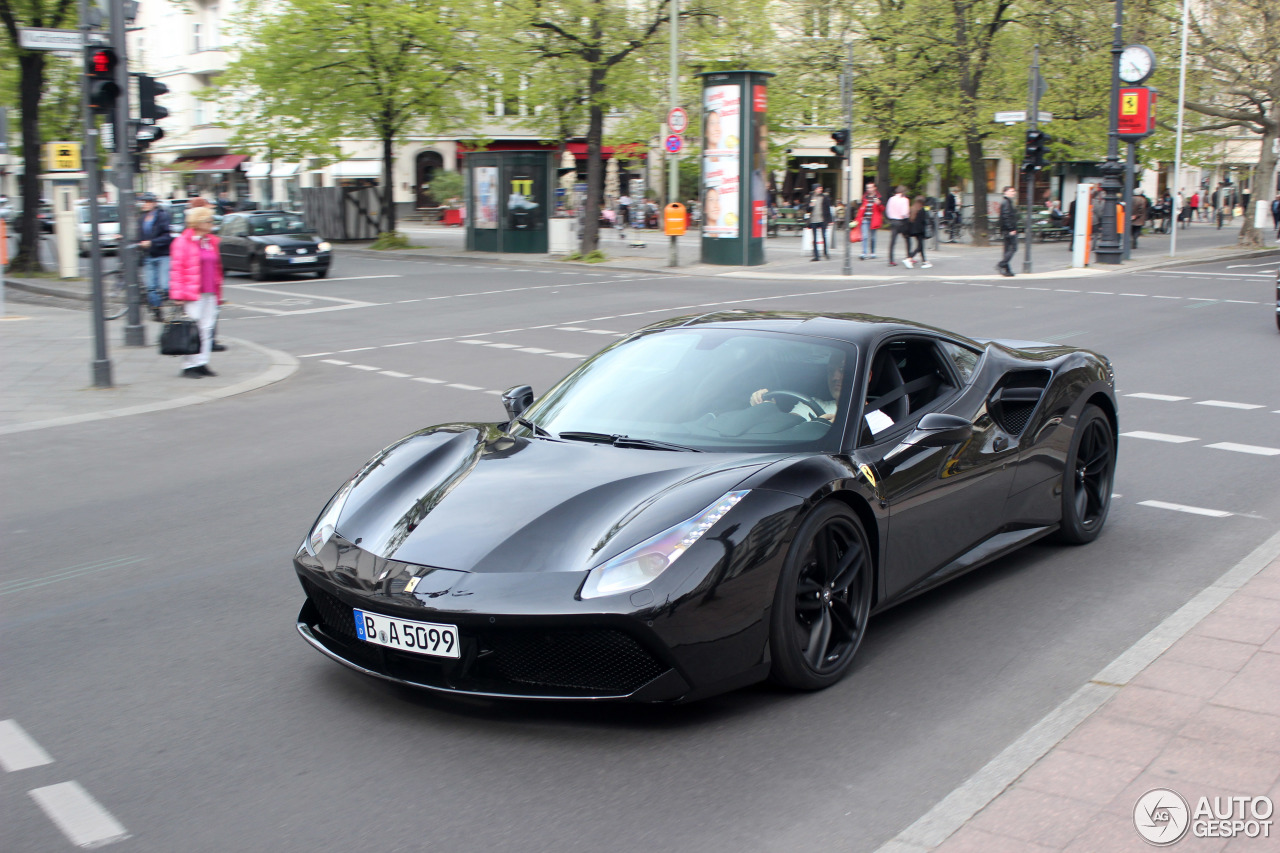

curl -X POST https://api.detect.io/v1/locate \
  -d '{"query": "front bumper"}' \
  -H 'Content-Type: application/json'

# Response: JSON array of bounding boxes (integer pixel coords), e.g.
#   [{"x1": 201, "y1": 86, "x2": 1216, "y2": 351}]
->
[
  {"x1": 265, "y1": 253, "x2": 328, "y2": 271},
  {"x1": 296, "y1": 574, "x2": 692, "y2": 701}
]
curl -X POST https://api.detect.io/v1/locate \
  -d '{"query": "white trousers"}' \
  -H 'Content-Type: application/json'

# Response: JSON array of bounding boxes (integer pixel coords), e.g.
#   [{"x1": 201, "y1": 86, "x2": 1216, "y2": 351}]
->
[{"x1": 183, "y1": 294, "x2": 218, "y2": 368}]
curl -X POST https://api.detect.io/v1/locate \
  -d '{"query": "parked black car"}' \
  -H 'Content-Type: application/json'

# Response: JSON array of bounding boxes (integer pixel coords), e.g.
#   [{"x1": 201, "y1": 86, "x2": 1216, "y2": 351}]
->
[
  {"x1": 218, "y1": 210, "x2": 330, "y2": 279},
  {"x1": 294, "y1": 311, "x2": 1118, "y2": 703}
]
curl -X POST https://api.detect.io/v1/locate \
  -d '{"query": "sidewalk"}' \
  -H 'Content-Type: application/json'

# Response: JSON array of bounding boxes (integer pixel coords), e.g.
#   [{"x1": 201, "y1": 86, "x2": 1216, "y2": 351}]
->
[
  {"x1": 383, "y1": 216, "x2": 1277, "y2": 280},
  {"x1": 882, "y1": 532, "x2": 1280, "y2": 853},
  {"x1": 0, "y1": 302, "x2": 297, "y2": 436}
]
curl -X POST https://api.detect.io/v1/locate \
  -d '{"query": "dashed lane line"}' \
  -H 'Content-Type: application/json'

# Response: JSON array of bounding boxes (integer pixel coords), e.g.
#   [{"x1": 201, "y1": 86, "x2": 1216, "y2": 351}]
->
[
  {"x1": 1125, "y1": 393, "x2": 1190, "y2": 402},
  {"x1": 1137, "y1": 500, "x2": 1234, "y2": 518},
  {"x1": 29, "y1": 782, "x2": 130, "y2": 848},
  {"x1": 0, "y1": 720, "x2": 53, "y2": 771},
  {"x1": 1196, "y1": 400, "x2": 1265, "y2": 410},
  {"x1": 1121, "y1": 431, "x2": 1198, "y2": 443},
  {"x1": 1205, "y1": 442, "x2": 1280, "y2": 457}
]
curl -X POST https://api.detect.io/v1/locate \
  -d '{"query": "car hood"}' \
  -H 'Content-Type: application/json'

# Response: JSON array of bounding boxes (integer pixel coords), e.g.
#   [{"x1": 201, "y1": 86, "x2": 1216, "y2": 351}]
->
[
  {"x1": 332, "y1": 423, "x2": 782, "y2": 573},
  {"x1": 250, "y1": 233, "x2": 319, "y2": 246}
]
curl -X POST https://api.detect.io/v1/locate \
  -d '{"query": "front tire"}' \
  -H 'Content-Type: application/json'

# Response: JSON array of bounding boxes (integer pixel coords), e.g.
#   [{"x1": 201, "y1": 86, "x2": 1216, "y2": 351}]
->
[
  {"x1": 1056, "y1": 405, "x2": 1115, "y2": 544},
  {"x1": 250, "y1": 256, "x2": 267, "y2": 281},
  {"x1": 769, "y1": 502, "x2": 873, "y2": 690},
  {"x1": 314, "y1": 266, "x2": 329, "y2": 279}
]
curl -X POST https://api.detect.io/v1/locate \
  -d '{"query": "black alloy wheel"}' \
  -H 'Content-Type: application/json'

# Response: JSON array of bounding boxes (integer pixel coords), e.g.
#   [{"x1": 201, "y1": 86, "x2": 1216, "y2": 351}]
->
[
  {"x1": 1056, "y1": 404, "x2": 1115, "y2": 544},
  {"x1": 250, "y1": 256, "x2": 267, "y2": 281},
  {"x1": 770, "y1": 503, "x2": 873, "y2": 690}
]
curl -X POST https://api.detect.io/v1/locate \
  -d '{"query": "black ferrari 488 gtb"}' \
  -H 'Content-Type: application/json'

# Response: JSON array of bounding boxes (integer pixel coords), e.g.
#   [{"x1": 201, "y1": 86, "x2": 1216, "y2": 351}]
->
[{"x1": 294, "y1": 311, "x2": 1117, "y2": 702}]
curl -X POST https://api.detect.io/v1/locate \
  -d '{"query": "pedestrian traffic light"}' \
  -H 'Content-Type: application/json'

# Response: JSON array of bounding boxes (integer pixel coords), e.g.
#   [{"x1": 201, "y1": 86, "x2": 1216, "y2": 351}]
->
[
  {"x1": 830, "y1": 129, "x2": 848, "y2": 159},
  {"x1": 85, "y1": 47, "x2": 120, "y2": 114},
  {"x1": 133, "y1": 120, "x2": 164, "y2": 153},
  {"x1": 138, "y1": 74, "x2": 170, "y2": 123},
  {"x1": 1023, "y1": 129, "x2": 1051, "y2": 171}
]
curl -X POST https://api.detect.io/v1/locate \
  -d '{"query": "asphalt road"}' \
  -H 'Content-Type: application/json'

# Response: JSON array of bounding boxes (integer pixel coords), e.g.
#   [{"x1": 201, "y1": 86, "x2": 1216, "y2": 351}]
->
[{"x1": 3, "y1": 250, "x2": 1278, "y2": 852}]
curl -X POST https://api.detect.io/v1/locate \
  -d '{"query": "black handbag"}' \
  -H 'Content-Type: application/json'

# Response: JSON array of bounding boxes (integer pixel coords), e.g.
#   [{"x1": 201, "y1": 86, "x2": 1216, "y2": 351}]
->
[{"x1": 159, "y1": 309, "x2": 201, "y2": 356}]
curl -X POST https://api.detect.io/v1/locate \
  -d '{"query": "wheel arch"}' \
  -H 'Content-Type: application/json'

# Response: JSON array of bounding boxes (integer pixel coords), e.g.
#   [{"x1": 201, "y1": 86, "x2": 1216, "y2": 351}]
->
[
  {"x1": 822, "y1": 491, "x2": 882, "y2": 607},
  {"x1": 1085, "y1": 391, "x2": 1118, "y2": 440}
]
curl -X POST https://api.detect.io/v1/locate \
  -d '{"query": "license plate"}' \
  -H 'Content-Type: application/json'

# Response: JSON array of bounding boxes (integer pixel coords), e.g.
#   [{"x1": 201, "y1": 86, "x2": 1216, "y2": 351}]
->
[
  {"x1": 289, "y1": 256, "x2": 312, "y2": 263},
  {"x1": 353, "y1": 609, "x2": 460, "y2": 659}
]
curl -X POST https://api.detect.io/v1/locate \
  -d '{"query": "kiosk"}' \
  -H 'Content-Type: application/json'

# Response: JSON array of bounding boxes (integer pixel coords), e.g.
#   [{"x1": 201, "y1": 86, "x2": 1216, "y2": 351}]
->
[
  {"x1": 700, "y1": 70, "x2": 773, "y2": 266},
  {"x1": 465, "y1": 150, "x2": 554, "y2": 254}
]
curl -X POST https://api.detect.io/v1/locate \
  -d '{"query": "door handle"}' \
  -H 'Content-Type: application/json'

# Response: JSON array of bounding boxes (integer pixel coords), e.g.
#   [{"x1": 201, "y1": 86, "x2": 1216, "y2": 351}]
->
[{"x1": 993, "y1": 435, "x2": 1009, "y2": 452}]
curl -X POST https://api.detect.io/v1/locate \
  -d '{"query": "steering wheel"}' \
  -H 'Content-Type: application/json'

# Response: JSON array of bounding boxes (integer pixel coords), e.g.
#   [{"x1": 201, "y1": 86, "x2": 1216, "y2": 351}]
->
[{"x1": 763, "y1": 390, "x2": 829, "y2": 421}]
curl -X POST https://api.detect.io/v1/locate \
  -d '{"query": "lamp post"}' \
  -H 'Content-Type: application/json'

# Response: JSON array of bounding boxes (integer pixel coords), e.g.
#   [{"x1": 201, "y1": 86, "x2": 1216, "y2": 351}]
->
[
  {"x1": 1095, "y1": 0, "x2": 1125, "y2": 265},
  {"x1": 667, "y1": 0, "x2": 679, "y2": 268}
]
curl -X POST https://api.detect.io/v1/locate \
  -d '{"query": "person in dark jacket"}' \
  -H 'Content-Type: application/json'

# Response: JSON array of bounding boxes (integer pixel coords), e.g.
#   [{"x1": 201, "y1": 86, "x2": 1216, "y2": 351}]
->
[
  {"x1": 806, "y1": 185, "x2": 833, "y2": 261},
  {"x1": 997, "y1": 186, "x2": 1019, "y2": 276},
  {"x1": 1130, "y1": 191, "x2": 1148, "y2": 249},
  {"x1": 902, "y1": 196, "x2": 932, "y2": 268},
  {"x1": 137, "y1": 193, "x2": 173, "y2": 320}
]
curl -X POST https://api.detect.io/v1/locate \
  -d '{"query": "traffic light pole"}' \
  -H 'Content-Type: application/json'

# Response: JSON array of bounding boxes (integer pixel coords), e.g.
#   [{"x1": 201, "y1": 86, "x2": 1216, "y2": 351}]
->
[
  {"x1": 841, "y1": 42, "x2": 853, "y2": 277},
  {"x1": 111, "y1": 0, "x2": 143, "y2": 346},
  {"x1": 81, "y1": 0, "x2": 112, "y2": 387},
  {"x1": 1023, "y1": 46, "x2": 1041, "y2": 275}
]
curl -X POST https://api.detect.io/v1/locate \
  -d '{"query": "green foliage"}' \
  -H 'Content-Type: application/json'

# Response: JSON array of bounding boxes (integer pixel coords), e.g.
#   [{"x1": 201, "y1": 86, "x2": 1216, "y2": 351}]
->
[
  {"x1": 428, "y1": 171, "x2": 464, "y2": 204},
  {"x1": 370, "y1": 231, "x2": 412, "y2": 250},
  {"x1": 562, "y1": 249, "x2": 608, "y2": 262}
]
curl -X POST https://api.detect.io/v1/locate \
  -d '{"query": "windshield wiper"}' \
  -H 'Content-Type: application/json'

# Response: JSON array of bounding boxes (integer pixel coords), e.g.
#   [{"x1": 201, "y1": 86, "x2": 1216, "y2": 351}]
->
[
  {"x1": 557, "y1": 431, "x2": 701, "y2": 452},
  {"x1": 514, "y1": 417, "x2": 553, "y2": 437}
]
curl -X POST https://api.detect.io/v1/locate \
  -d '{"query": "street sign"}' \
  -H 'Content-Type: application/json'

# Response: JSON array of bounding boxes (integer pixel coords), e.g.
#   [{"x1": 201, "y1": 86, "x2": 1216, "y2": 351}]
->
[
  {"x1": 667, "y1": 107, "x2": 688, "y2": 135},
  {"x1": 993, "y1": 110, "x2": 1053, "y2": 124},
  {"x1": 45, "y1": 142, "x2": 82, "y2": 171},
  {"x1": 18, "y1": 27, "x2": 83, "y2": 51},
  {"x1": 665, "y1": 134, "x2": 683, "y2": 154}
]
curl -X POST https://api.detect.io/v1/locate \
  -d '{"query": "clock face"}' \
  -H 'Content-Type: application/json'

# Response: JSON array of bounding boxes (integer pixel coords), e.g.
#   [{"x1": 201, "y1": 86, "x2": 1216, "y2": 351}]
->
[{"x1": 1119, "y1": 45, "x2": 1154, "y2": 83}]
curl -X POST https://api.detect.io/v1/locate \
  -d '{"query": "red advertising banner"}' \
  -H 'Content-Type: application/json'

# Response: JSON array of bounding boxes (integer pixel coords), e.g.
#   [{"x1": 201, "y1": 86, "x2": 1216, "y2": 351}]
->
[
  {"x1": 1117, "y1": 87, "x2": 1156, "y2": 140},
  {"x1": 753, "y1": 85, "x2": 767, "y2": 113}
]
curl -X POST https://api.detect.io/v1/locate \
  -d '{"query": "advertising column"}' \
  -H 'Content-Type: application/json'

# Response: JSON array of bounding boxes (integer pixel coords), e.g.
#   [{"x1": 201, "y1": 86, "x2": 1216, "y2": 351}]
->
[{"x1": 700, "y1": 70, "x2": 773, "y2": 266}]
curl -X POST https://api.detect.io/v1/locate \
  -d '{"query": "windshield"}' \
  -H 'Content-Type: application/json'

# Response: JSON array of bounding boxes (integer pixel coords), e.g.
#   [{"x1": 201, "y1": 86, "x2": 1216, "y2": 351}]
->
[
  {"x1": 78, "y1": 205, "x2": 119, "y2": 223},
  {"x1": 247, "y1": 214, "x2": 310, "y2": 235},
  {"x1": 521, "y1": 328, "x2": 856, "y2": 453}
]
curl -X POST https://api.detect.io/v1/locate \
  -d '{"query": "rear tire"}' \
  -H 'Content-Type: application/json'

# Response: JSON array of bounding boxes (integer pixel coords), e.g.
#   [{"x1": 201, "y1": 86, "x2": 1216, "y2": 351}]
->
[
  {"x1": 1056, "y1": 404, "x2": 1115, "y2": 544},
  {"x1": 769, "y1": 502, "x2": 873, "y2": 690},
  {"x1": 101, "y1": 270, "x2": 127, "y2": 320}
]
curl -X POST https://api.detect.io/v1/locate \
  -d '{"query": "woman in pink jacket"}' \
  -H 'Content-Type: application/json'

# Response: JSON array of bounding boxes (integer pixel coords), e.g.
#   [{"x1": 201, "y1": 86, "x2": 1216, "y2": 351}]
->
[{"x1": 169, "y1": 206, "x2": 223, "y2": 377}]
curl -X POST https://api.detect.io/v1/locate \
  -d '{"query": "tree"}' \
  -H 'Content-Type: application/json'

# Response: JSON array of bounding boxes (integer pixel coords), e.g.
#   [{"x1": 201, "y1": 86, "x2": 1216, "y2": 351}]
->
[
  {"x1": 221, "y1": 0, "x2": 469, "y2": 233},
  {"x1": 485, "y1": 0, "x2": 676, "y2": 254},
  {"x1": 0, "y1": 0, "x2": 77, "y2": 272},
  {"x1": 1178, "y1": 0, "x2": 1279, "y2": 247}
]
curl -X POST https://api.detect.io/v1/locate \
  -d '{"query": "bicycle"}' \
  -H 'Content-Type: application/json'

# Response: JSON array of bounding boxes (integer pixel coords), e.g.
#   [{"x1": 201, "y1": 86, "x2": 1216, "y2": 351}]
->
[{"x1": 101, "y1": 243, "x2": 144, "y2": 320}]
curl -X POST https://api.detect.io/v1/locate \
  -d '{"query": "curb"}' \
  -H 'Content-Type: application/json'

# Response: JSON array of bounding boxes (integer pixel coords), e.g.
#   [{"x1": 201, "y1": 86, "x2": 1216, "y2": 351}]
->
[
  {"x1": 4, "y1": 276, "x2": 92, "y2": 302},
  {"x1": 335, "y1": 246, "x2": 678, "y2": 278},
  {"x1": 0, "y1": 335, "x2": 299, "y2": 436}
]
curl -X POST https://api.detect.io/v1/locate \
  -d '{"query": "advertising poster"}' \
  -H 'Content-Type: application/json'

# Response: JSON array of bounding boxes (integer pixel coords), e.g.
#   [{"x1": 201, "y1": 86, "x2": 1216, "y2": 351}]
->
[
  {"x1": 474, "y1": 166, "x2": 498, "y2": 229},
  {"x1": 751, "y1": 84, "x2": 768, "y2": 239},
  {"x1": 703, "y1": 84, "x2": 741, "y2": 239}
]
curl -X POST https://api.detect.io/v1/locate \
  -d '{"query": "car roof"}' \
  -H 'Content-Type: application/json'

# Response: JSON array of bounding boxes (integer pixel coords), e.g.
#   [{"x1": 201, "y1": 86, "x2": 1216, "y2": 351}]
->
[{"x1": 638, "y1": 310, "x2": 980, "y2": 348}]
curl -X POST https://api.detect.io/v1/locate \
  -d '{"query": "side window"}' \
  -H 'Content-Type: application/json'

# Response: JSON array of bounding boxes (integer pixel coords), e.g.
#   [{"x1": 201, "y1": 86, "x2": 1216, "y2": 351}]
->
[
  {"x1": 939, "y1": 341, "x2": 981, "y2": 383},
  {"x1": 860, "y1": 338, "x2": 959, "y2": 444}
]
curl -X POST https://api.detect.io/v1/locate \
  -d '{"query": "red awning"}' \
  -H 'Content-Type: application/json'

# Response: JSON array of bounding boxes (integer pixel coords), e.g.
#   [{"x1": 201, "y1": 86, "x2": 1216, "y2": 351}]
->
[
  {"x1": 457, "y1": 141, "x2": 644, "y2": 158},
  {"x1": 163, "y1": 154, "x2": 249, "y2": 173}
]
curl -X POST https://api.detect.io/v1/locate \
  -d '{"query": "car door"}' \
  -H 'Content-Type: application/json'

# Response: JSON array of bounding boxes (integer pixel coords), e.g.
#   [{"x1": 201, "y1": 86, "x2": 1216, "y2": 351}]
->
[
  {"x1": 219, "y1": 216, "x2": 247, "y2": 270},
  {"x1": 853, "y1": 335, "x2": 1020, "y2": 600}
]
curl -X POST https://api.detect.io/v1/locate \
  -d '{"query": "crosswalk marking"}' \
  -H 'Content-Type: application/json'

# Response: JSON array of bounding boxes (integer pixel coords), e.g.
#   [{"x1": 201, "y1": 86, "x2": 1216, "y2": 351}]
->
[
  {"x1": 1196, "y1": 400, "x2": 1265, "y2": 410},
  {"x1": 1138, "y1": 500, "x2": 1233, "y2": 518},
  {"x1": 1121, "y1": 431, "x2": 1198, "y2": 443},
  {"x1": 29, "y1": 782, "x2": 129, "y2": 849},
  {"x1": 1205, "y1": 442, "x2": 1280, "y2": 457},
  {"x1": 0, "y1": 720, "x2": 53, "y2": 772}
]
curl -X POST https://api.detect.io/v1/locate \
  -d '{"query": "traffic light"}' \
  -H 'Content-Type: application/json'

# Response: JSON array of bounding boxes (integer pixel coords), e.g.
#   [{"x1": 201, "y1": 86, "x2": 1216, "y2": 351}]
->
[
  {"x1": 1023, "y1": 129, "x2": 1050, "y2": 171},
  {"x1": 830, "y1": 129, "x2": 848, "y2": 159},
  {"x1": 132, "y1": 120, "x2": 164, "y2": 153},
  {"x1": 138, "y1": 74, "x2": 169, "y2": 122},
  {"x1": 85, "y1": 47, "x2": 120, "y2": 114}
]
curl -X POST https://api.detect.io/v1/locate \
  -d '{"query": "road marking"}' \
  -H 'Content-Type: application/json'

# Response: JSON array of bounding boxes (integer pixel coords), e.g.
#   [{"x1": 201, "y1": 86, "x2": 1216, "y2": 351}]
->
[
  {"x1": 549, "y1": 352, "x2": 586, "y2": 359},
  {"x1": 1087, "y1": 291, "x2": 1115, "y2": 295},
  {"x1": 0, "y1": 556, "x2": 146, "y2": 596},
  {"x1": 1206, "y1": 442, "x2": 1280, "y2": 456},
  {"x1": 1151, "y1": 295, "x2": 1181, "y2": 299},
  {"x1": 0, "y1": 720, "x2": 53, "y2": 771},
  {"x1": 484, "y1": 343, "x2": 522, "y2": 349},
  {"x1": 1138, "y1": 500, "x2": 1233, "y2": 518},
  {"x1": 446, "y1": 383, "x2": 483, "y2": 391},
  {"x1": 1119, "y1": 292, "x2": 1147, "y2": 297},
  {"x1": 1125, "y1": 393, "x2": 1190, "y2": 401},
  {"x1": 338, "y1": 347, "x2": 375, "y2": 353},
  {"x1": 1196, "y1": 400, "x2": 1265, "y2": 410},
  {"x1": 1121, "y1": 431, "x2": 1198, "y2": 443},
  {"x1": 458, "y1": 339, "x2": 490, "y2": 345},
  {"x1": 379, "y1": 371, "x2": 410, "y2": 378},
  {"x1": 230, "y1": 274, "x2": 401, "y2": 284},
  {"x1": 349, "y1": 365, "x2": 380, "y2": 372},
  {"x1": 320, "y1": 359, "x2": 349, "y2": 366},
  {"x1": 29, "y1": 782, "x2": 129, "y2": 848},
  {"x1": 584, "y1": 329, "x2": 619, "y2": 334},
  {"x1": 557, "y1": 326, "x2": 587, "y2": 331},
  {"x1": 1055, "y1": 288, "x2": 1080, "y2": 293},
  {"x1": 517, "y1": 347, "x2": 553, "y2": 354},
  {"x1": 1151, "y1": 269, "x2": 1272, "y2": 278},
  {"x1": 411, "y1": 377, "x2": 445, "y2": 384}
]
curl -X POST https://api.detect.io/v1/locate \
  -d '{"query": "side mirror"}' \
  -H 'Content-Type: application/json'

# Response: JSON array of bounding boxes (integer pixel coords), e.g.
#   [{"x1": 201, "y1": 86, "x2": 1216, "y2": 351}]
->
[
  {"x1": 502, "y1": 385, "x2": 534, "y2": 421},
  {"x1": 909, "y1": 412, "x2": 974, "y2": 448},
  {"x1": 877, "y1": 413, "x2": 973, "y2": 477}
]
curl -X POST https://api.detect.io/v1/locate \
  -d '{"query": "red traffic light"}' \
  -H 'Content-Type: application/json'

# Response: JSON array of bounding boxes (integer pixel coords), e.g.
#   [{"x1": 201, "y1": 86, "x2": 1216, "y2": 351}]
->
[{"x1": 86, "y1": 47, "x2": 117, "y2": 78}]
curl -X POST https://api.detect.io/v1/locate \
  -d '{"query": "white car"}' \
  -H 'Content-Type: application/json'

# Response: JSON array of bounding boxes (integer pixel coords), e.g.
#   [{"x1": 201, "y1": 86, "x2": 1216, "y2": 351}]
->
[{"x1": 77, "y1": 203, "x2": 121, "y2": 256}]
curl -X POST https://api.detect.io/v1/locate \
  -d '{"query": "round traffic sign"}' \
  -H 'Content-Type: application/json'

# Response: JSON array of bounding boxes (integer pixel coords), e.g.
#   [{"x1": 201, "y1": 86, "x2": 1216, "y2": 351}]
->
[
  {"x1": 667, "y1": 107, "x2": 688, "y2": 135},
  {"x1": 665, "y1": 134, "x2": 683, "y2": 154}
]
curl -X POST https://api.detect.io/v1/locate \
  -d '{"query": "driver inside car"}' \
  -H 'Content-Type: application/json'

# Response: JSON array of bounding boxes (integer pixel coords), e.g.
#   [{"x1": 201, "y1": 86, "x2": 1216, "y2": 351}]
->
[{"x1": 748, "y1": 351, "x2": 845, "y2": 422}]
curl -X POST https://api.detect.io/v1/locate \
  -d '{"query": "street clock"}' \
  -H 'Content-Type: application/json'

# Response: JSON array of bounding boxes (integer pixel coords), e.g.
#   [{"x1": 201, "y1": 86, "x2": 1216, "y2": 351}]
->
[{"x1": 1118, "y1": 44, "x2": 1156, "y2": 84}]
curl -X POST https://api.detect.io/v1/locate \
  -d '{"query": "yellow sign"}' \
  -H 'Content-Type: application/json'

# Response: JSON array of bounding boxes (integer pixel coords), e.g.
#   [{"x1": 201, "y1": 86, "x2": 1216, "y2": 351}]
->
[
  {"x1": 46, "y1": 142, "x2": 81, "y2": 171},
  {"x1": 1120, "y1": 93, "x2": 1139, "y2": 116}
]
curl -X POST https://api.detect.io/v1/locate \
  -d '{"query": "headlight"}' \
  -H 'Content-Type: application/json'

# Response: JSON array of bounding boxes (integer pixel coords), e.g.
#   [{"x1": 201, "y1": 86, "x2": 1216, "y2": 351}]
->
[
  {"x1": 580, "y1": 490, "x2": 749, "y2": 599},
  {"x1": 264, "y1": 245, "x2": 282, "y2": 255},
  {"x1": 306, "y1": 480, "x2": 354, "y2": 556},
  {"x1": 317, "y1": 241, "x2": 331, "y2": 253}
]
